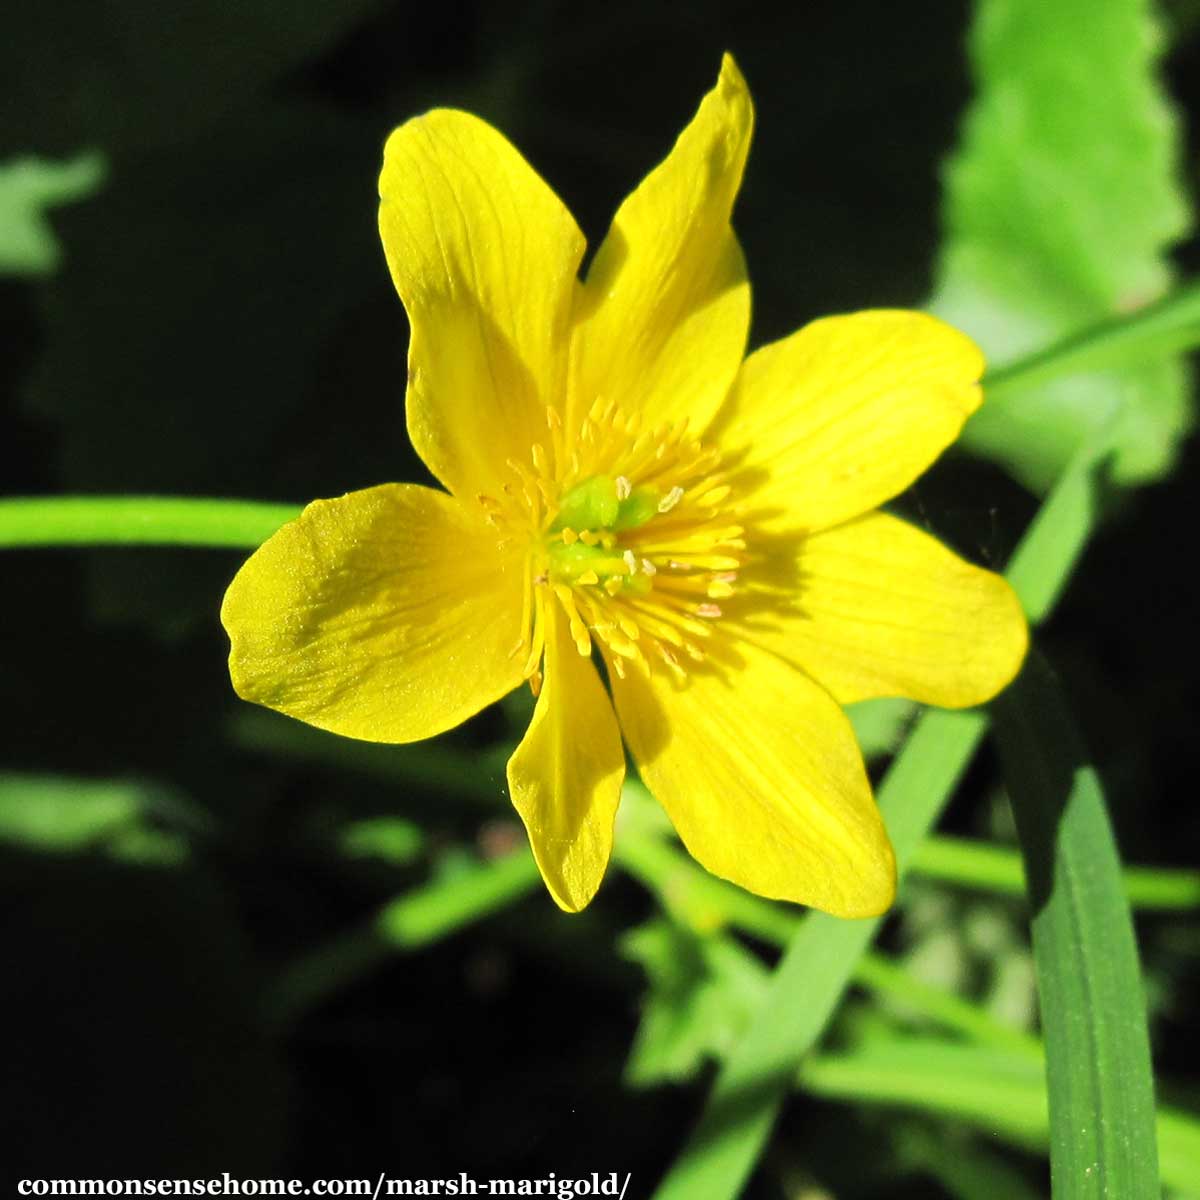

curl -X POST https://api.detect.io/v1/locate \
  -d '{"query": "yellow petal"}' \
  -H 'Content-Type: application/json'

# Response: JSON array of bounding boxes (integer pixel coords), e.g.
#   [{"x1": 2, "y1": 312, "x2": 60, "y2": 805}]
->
[
  {"x1": 730, "y1": 512, "x2": 1028, "y2": 707},
  {"x1": 379, "y1": 110, "x2": 586, "y2": 499},
  {"x1": 569, "y1": 54, "x2": 753, "y2": 437},
  {"x1": 608, "y1": 641, "x2": 896, "y2": 917},
  {"x1": 713, "y1": 310, "x2": 985, "y2": 533},
  {"x1": 506, "y1": 605, "x2": 625, "y2": 912},
  {"x1": 221, "y1": 484, "x2": 524, "y2": 743}
]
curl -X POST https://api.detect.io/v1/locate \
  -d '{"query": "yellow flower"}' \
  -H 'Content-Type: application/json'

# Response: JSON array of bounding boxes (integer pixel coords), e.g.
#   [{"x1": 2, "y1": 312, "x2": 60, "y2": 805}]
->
[{"x1": 221, "y1": 55, "x2": 1027, "y2": 918}]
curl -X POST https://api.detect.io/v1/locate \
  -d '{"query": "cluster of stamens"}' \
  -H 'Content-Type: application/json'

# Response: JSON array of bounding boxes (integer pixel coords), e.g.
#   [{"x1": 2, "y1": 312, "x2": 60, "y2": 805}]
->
[{"x1": 477, "y1": 397, "x2": 744, "y2": 694}]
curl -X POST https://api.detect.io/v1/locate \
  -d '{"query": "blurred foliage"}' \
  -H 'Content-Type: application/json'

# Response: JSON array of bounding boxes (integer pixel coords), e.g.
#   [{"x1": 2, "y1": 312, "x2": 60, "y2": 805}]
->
[
  {"x1": 0, "y1": 771, "x2": 193, "y2": 862},
  {"x1": 932, "y1": 0, "x2": 1193, "y2": 492},
  {"x1": 0, "y1": 153, "x2": 105, "y2": 274},
  {"x1": 3, "y1": 0, "x2": 1200, "y2": 1196},
  {"x1": 622, "y1": 919, "x2": 767, "y2": 1086}
]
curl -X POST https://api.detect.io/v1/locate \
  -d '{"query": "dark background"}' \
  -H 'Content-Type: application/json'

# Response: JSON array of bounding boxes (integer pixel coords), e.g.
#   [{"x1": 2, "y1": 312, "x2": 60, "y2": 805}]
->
[{"x1": 2, "y1": 2, "x2": 1199, "y2": 1195}]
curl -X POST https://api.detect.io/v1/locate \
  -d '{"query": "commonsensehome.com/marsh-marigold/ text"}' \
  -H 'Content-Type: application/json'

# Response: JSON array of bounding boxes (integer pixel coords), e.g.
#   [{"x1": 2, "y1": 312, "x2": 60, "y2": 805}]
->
[{"x1": 15, "y1": 1174, "x2": 632, "y2": 1199}]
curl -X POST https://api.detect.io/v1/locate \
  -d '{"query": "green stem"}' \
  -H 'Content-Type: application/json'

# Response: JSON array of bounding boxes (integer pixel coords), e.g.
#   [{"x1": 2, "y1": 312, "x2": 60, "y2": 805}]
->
[
  {"x1": 0, "y1": 495, "x2": 300, "y2": 549},
  {"x1": 914, "y1": 835, "x2": 1200, "y2": 909},
  {"x1": 983, "y1": 278, "x2": 1200, "y2": 402},
  {"x1": 852, "y1": 954, "x2": 1043, "y2": 1062}
]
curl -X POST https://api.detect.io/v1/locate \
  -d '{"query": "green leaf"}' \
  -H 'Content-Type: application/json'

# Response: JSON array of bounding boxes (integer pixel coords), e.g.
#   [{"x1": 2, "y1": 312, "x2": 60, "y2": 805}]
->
[
  {"x1": 993, "y1": 653, "x2": 1159, "y2": 1197},
  {"x1": 622, "y1": 920, "x2": 768, "y2": 1086},
  {"x1": 931, "y1": 0, "x2": 1192, "y2": 492},
  {"x1": 0, "y1": 153, "x2": 105, "y2": 274}
]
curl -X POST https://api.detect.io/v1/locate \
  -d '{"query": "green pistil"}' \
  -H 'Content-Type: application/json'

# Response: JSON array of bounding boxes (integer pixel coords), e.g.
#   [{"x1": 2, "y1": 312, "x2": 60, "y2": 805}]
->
[
  {"x1": 614, "y1": 486, "x2": 660, "y2": 531},
  {"x1": 546, "y1": 475, "x2": 662, "y2": 590},
  {"x1": 551, "y1": 475, "x2": 661, "y2": 534},
  {"x1": 551, "y1": 475, "x2": 620, "y2": 532},
  {"x1": 548, "y1": 540, "x2": 621, "y2": 579}
]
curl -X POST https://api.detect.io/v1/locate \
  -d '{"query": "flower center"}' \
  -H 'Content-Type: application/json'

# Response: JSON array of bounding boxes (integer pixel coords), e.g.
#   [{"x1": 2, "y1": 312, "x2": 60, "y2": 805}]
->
[{"x1": 481, "y1": 399, "x2": 743, "y2": 692}]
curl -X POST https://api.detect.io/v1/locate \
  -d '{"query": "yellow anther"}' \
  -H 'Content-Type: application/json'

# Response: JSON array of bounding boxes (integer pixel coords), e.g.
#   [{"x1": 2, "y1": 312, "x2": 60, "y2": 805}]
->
[
  {"x1": 570, "y1": 620, "x2": 592, "y2": 656},
  {"x1": 577, "y1": 570, "x2": 600, "y2": 586},
  {"x1": 696, "y1": 603, "x2": 722, "y2": 619},
  {"x1": 615, "y1": 475, "x2": 632, "y2": 500},
  {"x1": 553, "y1": 585, "x2": 593, "y2": 656},
  {"x1": 580, "y1": 529, "x2": 600, "y2": 546},
  {"x1": 622, "y1": 549, "x2": 638, "y2": 574},
  {"x1": 641, "y1": 558, "x2": 657, "y2": 576},
  {"x1": 561, "y1": 528, "x2": 579, "y2": 545},
  {"x1": 603, "y1": 577, "x2": 623, "y2": 597},
  {"x1": 707, "y1": 580, "x2": 735, "y2": 599},
  {"x1": 531, "y1": 443, "x2": 549, "y2": 474}
]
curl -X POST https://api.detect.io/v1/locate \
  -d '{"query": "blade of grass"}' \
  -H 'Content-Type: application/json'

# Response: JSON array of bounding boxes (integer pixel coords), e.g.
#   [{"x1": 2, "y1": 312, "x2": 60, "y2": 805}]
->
[
  {"x1": 993, "y1": 653, "x2": 1159, "y2": 1196},
  {"x1": 652, "y1": 441, "x2": 1108, "y2": 1200}
]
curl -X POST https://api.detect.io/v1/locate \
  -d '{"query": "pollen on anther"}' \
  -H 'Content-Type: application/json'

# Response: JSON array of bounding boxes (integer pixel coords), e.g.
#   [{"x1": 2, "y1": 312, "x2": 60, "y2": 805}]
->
[
  {"x1": 658, "y1": 486, "x2": 685, "y2": 514},
  {"x1": 641, "y1": 558, "x2": 657, "y2": 576},
  {"x1": 615, "y1": 475, "x2": 632, "y2": 501},
  {"x1": 622, "y1": 549, "x2": 638, "y2": 574},
  {"x1": 696, "y1": 603, "x2": 722, "y2": 619}
]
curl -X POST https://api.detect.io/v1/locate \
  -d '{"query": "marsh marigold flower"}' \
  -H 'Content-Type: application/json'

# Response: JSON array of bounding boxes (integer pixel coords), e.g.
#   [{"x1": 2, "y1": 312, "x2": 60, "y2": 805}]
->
[{"x1": 221, "y1": 55, "x2": 1027, "y2": 917}]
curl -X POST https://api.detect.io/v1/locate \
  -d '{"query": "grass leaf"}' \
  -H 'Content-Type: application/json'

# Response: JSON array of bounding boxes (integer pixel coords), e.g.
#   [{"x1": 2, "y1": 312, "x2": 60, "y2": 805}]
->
[{"x1": 993, "y1": 653, "x2": 1159, "y2": 1196}]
